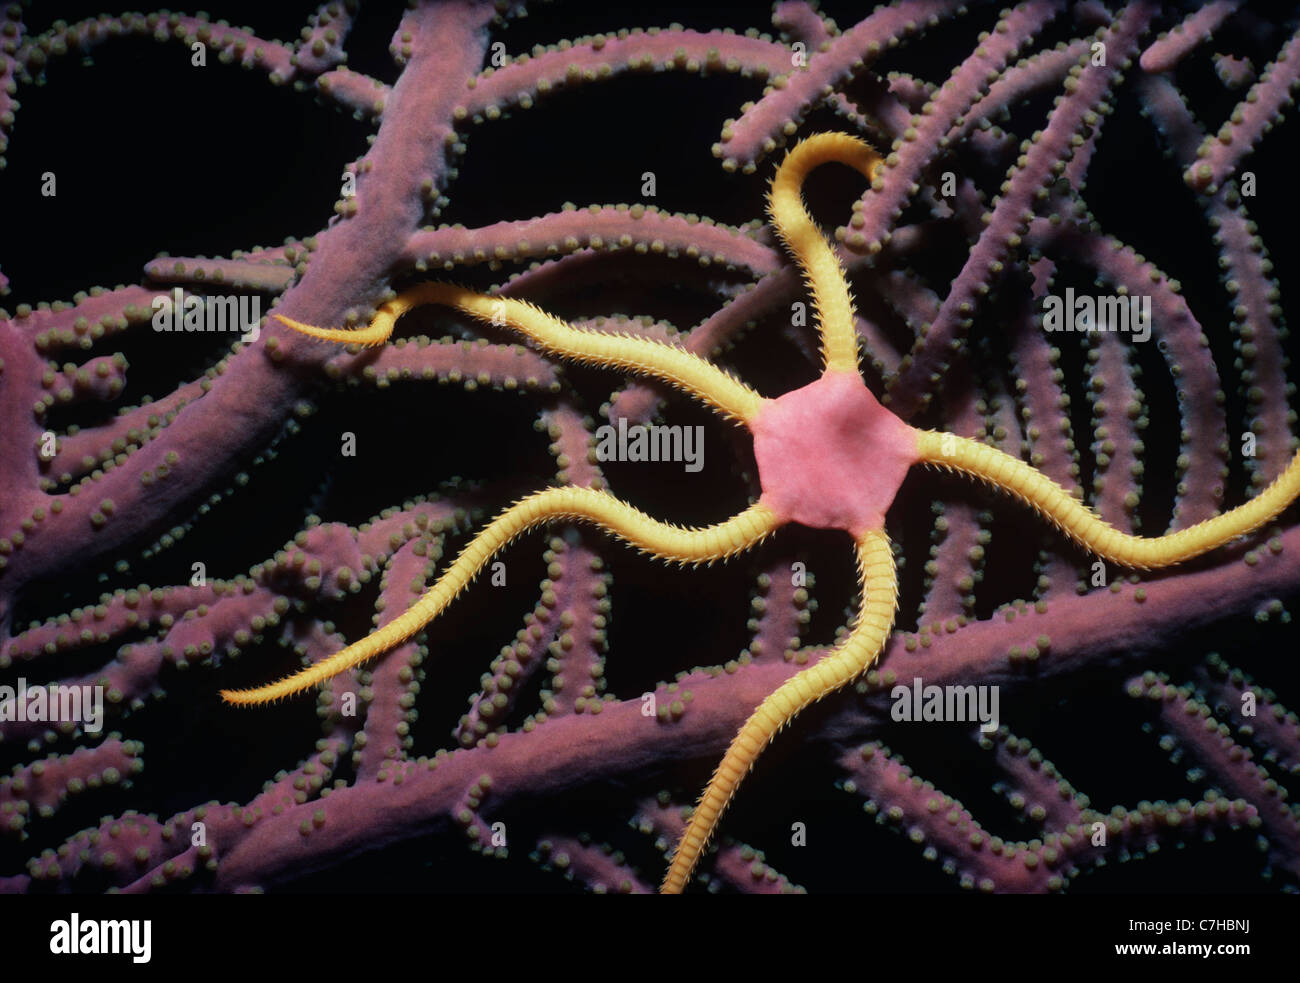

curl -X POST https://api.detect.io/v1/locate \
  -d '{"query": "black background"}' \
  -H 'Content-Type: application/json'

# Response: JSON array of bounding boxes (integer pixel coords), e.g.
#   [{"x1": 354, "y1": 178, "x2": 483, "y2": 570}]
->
[{"x1": 1, "y1": 0, "x2": 1297, "y2": 906}]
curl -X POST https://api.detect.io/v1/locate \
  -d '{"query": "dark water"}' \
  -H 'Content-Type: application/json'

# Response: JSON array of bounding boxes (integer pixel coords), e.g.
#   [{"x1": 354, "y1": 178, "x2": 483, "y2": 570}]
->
[{"x1": 1, "y1": 0, "x2": 1297, "y2": 896}]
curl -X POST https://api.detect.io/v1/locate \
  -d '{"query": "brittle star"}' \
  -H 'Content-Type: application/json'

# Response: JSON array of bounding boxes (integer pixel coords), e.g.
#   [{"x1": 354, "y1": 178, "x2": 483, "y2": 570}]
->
[{"x1": 221, "y1": 132, "x2": 1300, "y2": 893}]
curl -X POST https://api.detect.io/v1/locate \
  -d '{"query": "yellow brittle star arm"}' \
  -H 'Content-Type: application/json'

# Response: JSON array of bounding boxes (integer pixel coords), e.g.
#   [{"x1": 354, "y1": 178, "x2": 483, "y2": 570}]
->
[
  {"x1": 221, "y1": 490, "x2": 781, "y2": 706},
  {"x1": 275, "y1": 282, "x2": 766, "y2": 424},
  {"x1": 917, "y1": 431, "x2": 1300, "y2": 569},
  {"x1": 767, "y1": 132, "x2": 884, "y2": 375},
  {"x1": 661, "y1": 527, "x2": 897, "y2": 893}
]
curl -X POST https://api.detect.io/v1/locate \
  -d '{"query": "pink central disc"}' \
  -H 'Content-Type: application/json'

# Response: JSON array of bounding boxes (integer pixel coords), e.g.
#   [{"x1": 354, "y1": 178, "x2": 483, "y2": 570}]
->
[{"x1": 751, "y1": 371, "x2": 919, "y2": 537}]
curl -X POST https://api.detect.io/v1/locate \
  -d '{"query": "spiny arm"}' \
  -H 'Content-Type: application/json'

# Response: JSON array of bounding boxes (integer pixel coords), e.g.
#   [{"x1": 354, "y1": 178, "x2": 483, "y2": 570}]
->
[
  {"x1": 917, "y1": 430, "x2": 1300, "y2": 569},
  {"x1": 221, "y1": 489, "x2": 781, "y2": 706},
  {"x1": 767, "y1": 132, "x2": 884, "y2": 375},
  {"x1": 661, "y1": 528, "x2": 897, "y2": 893},
  {"x1": 275, "y1": 282, "x2": 767, "y2": 424}
]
